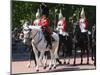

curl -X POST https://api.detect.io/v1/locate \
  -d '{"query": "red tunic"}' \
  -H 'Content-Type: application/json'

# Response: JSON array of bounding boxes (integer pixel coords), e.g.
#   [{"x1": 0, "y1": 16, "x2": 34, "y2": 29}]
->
[
  {"x1": 32, "y1": 21, "x2": 35, "y2": 26},
  {"x1": 39, "y1": 17, "x2": 51, "y2": 33},
  {"x1": 78, "y1": 17, "x2": 88, "y2": 29},
  {"x1": 39, "y1": 17, "x2": 49, "y2": 27},
  {"x1": 62, "y1": 19, "x2": 67, "y2": 32},
  {"x1": 84, "y1": 19, "x2": 88, "y2": 29}
]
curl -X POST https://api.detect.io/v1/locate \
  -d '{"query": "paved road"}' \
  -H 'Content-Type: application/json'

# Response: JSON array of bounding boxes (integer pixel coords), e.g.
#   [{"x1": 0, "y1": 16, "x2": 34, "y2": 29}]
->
[{"x1": 11, "y1": 53, "x2": 96, "y2": 74}]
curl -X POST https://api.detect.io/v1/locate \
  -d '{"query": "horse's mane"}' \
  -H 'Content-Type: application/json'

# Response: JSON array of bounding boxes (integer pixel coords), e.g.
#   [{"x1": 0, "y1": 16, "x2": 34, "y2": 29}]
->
[{"x1": 29, "y1": 25, "x2": 41, "y2": 31}]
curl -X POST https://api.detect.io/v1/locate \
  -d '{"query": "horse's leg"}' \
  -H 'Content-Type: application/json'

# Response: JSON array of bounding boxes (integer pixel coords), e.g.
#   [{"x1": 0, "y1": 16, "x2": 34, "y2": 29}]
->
[
  {"x1": 52, "y1": 50, "x2": 58, "y2": 69},
  {"x1": 56, "y1": 44, "x2": 62, "y2": 65},
  {"x1": 52, "y1": 56, "x2": 57, "y2": 69},
  {"x1": 27, "y1": 59, "x2": 31, "y2": 68},
  {"x1": 56, "y1": 36, "x2": 62, "y2": 64},
  {"x1": 49, "y1": 33, "x2": 59, "y2": 69},
  {"x1": 49, "y1": 50, "x2": 57, "y2": 70},
  {"x1": 91, "y1": 47, "x2": 94, "y2": 60},
  {"x1": 38, "y1": 51, "x2": 48, "y2": 69},
  {"x1": 80, "y1": 48, "x2": 84, "y2": 64},
  {"x1": 67, "y1": 44, "x2": 71, "y2": 65},
  {"x1": 67, "y1": 39, "x2": 72, "y2": 65},
  {"x1": 62, "y1": 44, "x2": 66, "y2": 64},
  {"x1": 27, "y1": 50, "x2": 32, "y2": 68},
  {"x1": 31, "y1": 49, "x2": 37, "y2": 66},
  {"x1": 33, "y1": 50, "x2": 39, "y2": 71},
  {"x1": 87, "y1": 48, "x2": 89, "y2": 64},
  {"x1": 48, "y1": 50, "x2": 54, "y2": 70},
  {"x1": 73, "y1": 46, "x2": 77, "y2": 65},
  {"x1": 56, "y1": 58, "x2": 62, "y2": 64},
  {"x1": 43, "y1": 53, "x2": 47, "y2": 69},
  {"x1": 91, "y1": 46, "x2": 95, "y2": 63},
  {"x1": 31, "y1": 41, "x2": 39, "y2": 71},
  {"x1": 49, "y1": 48, "x2": 58, "y2": 70},
  {"x1": 67, "y1": 49, "x2": 71, "y2": 65},
  {"x1": 66, "y1": 49, "x2": 70, "y2": 64},
  {"x1": 53, "y1": 39, "x2": 60, "y2": 69},
  {"x1": 39, "y1": 51, "x2": 44, "y2": 66},
  {"x1": 92, "y1": 43, "x2": 96, "y2": 65},
  {"x1": 91, "y1": 40, "x2": 94, "y2": 61},
  {"x1": 87, "y1": 34, "x2": 90, "y2": 64}
]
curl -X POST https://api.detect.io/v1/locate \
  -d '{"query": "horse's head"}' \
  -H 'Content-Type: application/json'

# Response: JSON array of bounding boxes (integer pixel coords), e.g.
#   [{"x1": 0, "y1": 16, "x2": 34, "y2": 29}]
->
[
  {"x1": 22, "y1": 25, "x2": 31, "y2": 44},
  {"x1": 22, "y1": 25, "x2": 41, "y2": 45}
]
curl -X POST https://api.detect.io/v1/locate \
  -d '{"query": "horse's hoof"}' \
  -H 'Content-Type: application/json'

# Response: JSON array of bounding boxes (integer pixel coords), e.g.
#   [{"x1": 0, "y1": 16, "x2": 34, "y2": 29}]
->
[
  {"x1": 64, "y1": 61, "x2": 66, "y2": 64},
  {"x1": 49, "y1": 67, "x2": 52, "y2": 70},
  {"x1": 94, "y1": 62, "x2": 96, "y2": 66},
  {"x1": 56, "y1": 59, "x2": 62, "y2": 64},
  {"x1": 36, "y1": 69, "x2": 39, "y2": 72},
  {"x1": 27, "y1": 64, "x2": 30, "y2": 68},
  {"x1": 73, "y1": 64, "x2": 76, "y2": 66},
  {"x1": 28, "y1": 65, "x2": 30, "y2": 68},
  {"x1": 52, "y1": 65, "x2": 56, "y2": 69},
  {"x1": 87, "y1": 62, "x2": 89, "y2": 64},
  {"x1": 54, "y1": 66, "x2": 56, "y2": 69},
  {"x1": 73, "y1": 62, "x2": 76, "y2": 65},
  {"x1": 67, "y1": 62, "x2": 70, "y2": 65},
  {"x1": 58, "y1": 61, "x2": 62, "y2": 65},
  {"x1": 80, "y1": 62, "x2": 83, "y2": 65},
  {"x1": 43, "y1": 66, "x2": 47, "y2": 69}
]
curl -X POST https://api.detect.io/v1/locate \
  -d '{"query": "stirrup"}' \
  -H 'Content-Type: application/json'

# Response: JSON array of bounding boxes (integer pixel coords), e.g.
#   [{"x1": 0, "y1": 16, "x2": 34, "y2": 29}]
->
[{"x1": 51, "y1": 37, "x2": 55, "y2": 41}]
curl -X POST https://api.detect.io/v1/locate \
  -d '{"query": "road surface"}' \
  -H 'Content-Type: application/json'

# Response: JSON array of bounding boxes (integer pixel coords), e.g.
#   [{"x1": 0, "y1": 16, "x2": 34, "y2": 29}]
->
[{"x1": 11, "y1": 53, "x2": 96, "y2": 74}]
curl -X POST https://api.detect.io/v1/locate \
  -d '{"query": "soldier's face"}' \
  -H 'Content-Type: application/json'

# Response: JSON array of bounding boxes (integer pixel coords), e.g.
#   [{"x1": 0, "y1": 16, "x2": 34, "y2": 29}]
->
[
  {"x1": 81, "y1": 15, "x2": 85, "y2": 19},
  {"x1": 42, "y1": 15, "x2": 46, "y2": 18},
  {"x1": 36, "y1": 16, "x2": 39, "y2": 19}
]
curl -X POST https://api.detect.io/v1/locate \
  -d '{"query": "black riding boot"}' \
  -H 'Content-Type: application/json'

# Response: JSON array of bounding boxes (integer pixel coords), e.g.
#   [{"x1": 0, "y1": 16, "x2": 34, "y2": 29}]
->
[
  {"x1": 42, "y1": 29, "x2": 52, "y2": 49},
  {"x1": 46, "y1": 35, "x2": 52, "y2": 49}
]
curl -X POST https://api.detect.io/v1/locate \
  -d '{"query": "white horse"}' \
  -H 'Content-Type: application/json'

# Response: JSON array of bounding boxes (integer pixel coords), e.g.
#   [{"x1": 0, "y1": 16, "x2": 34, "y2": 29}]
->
[{"x1": 22, "y1": 24, "x2": 59, "y2": 71}]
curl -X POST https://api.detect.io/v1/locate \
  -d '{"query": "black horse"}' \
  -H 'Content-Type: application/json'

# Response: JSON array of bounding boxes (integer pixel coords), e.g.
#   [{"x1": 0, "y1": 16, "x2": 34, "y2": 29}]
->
[
  {"x1": 56, "y1": 33, "x2": 73, "y2": 64},
  {"x1": 72, "y1": 25, "x2": 91, "y2": 65}
]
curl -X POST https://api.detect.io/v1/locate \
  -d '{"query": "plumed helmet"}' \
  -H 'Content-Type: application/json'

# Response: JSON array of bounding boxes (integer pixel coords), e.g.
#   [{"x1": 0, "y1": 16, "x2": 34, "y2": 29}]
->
[
  {"x1": 41, "y1": 3, "x2": 49, "y2": 17},
  {"x1": 36, "y1": 9, "x2": 40, "y2": 18},
  {"x1": 80, "y1": 8, "x2": 85, "y2": 19},
  {"x1": 58, "y1": 9, "x2": 63, "y2": 20}
]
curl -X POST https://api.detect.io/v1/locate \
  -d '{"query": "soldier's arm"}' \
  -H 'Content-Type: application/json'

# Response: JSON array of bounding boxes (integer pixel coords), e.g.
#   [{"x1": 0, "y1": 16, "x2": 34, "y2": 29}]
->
[{"x1": 32, "y1": 20, "x2": 35, "y2": 26}]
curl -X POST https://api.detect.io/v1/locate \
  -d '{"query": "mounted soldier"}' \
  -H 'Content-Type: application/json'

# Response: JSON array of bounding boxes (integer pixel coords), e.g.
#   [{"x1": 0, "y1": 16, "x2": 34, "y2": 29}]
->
[
  {"x1": 78, "y1": 8, "x2": 88, "y2": 33},
  {"x1": 56, "y1": 9, "x2": 70, "y2": 64},
  {"x1": 39, "y1": 3, "x2": 53, "y2": 49},
  {"x1": 78, "y1": 7, "x2": 89, "y2": 45},
  {"x1": 56, "y1": 9, "x2": 67, "y2": 36},
  {"x1": 32, "y1": 9, "x2": 41, "y2": 26},
  {"x1": 78, "y1": 7, "x2": 90, "y2": 64},
  {"x1": 56, "y1": 9, "x2": 68, "y2": 47}
]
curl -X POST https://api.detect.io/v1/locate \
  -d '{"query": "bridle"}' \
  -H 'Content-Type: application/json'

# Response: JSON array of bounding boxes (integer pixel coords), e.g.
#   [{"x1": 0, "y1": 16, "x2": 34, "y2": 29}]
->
[
  {"x1": 23, "y1": 27, "x2": 38, "y2": 41},
  {"x1": 31, "y1": 29, "x2": 43, "y2": 45}
]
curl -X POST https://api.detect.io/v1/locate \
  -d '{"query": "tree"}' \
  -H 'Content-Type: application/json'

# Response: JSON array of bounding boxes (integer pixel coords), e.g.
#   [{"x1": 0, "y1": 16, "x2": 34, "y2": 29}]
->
[{"x1": 11, "y1": 1, "x2": 96, "y2": 31}]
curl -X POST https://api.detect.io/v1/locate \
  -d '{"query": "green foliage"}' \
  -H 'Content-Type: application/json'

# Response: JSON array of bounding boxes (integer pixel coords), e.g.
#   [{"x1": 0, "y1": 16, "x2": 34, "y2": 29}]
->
[{"x1": 11, "y1": 1, "x2": 96, "y2": 31}]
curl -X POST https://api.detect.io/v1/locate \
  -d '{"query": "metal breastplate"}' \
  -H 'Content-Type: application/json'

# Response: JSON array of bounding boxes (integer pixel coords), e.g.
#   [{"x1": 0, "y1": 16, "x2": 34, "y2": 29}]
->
[
  {"x1": 57, "y1": 20, "x2": 65, "y2": 35},
  {"x1": 79, "y1": 19, "x2": 87, "y2": 32},
  {"x1": 34, "y1": 19, "x2": 40, "y2": 26}
]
